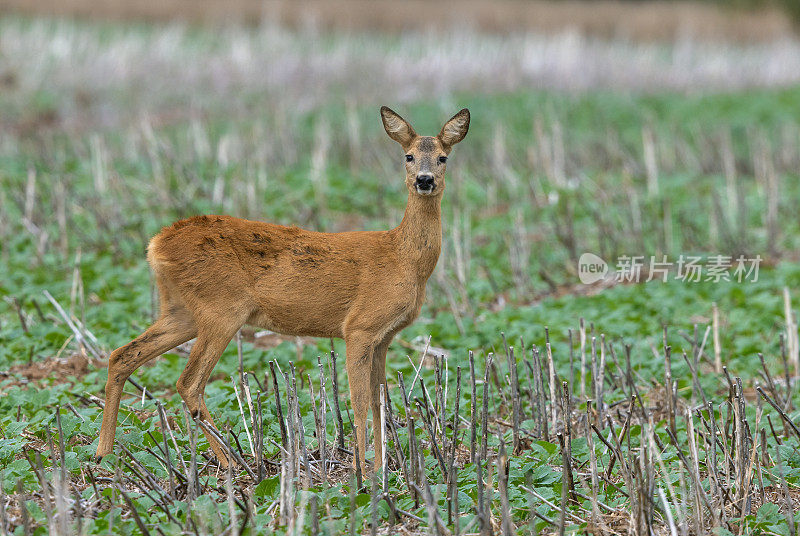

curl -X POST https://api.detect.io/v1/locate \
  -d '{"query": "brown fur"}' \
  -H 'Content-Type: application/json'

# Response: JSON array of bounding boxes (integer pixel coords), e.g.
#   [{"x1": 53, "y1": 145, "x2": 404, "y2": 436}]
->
[{"x1": 95, "y1": 106, "x2": 470, "y2": 473}]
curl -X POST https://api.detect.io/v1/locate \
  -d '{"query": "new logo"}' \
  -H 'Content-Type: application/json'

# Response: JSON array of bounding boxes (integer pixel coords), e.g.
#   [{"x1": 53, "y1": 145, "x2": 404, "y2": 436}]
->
[{"x1": 578, "y1": 253, "x2": 609, "y2": 284}]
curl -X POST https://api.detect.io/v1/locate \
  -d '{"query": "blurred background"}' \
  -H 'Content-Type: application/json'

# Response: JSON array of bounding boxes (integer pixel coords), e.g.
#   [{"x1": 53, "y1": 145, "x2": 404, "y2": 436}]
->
[
  {"x1": 3, "y1": 0, "x2": 800, "y2": 304},
  {"x1": 2, "y1": 0, "x2": 800, "y2": 356},
  {"x1": 3, "y1": 0, "x2": 800, "y2": 358},
  {"x1": 2, "y1": 1, "x2": 800, "y2": 533}
]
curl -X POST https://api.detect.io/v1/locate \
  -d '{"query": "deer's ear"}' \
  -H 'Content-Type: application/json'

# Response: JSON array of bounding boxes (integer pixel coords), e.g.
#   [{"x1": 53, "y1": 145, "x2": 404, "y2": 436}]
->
[
  {"x1": 381, "y1": 106, "x2": 417, "y2": 148},
  {"x1": 438, "y1": 108, "x2": 470, "y2": 148}
]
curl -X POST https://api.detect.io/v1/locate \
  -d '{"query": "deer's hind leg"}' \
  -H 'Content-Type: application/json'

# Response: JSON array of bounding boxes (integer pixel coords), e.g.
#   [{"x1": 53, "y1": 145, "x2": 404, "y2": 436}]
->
[
  {"x1": 176, "y1": 314, "x2": 245, "y2": 468},
  {"x1": 96, "y1": 301, "x2": 197, "y2": 462}
]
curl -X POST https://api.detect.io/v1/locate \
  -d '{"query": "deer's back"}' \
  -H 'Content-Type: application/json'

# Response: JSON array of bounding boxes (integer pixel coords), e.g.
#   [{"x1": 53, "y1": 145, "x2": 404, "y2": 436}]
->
[{"x1": 147, "y1": 215, "x2": 421, "y2": 338}]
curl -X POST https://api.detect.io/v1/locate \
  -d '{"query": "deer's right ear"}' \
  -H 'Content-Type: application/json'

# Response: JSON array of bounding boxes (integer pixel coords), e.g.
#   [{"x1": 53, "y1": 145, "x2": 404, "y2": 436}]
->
[
  {"x1": 381, "y1": 106, "x2": 417, "y2": 148},
  {"x1": 438, "y1": 108, "x2": 470, "y2": 148}
]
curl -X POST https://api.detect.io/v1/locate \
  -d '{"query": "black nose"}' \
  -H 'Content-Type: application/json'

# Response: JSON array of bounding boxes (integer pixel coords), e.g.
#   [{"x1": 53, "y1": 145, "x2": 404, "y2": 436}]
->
[{"x1": 415, "y1": 175, "x2": 435, "y2": 191}]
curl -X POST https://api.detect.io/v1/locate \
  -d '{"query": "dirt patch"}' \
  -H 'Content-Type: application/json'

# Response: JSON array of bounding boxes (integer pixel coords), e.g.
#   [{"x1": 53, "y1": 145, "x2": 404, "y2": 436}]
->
[
  {"x1": 0, "y1": 0, "x2": 793, "y2": 42},
  {"x1": 240, "y1": 327, "x2": 316, "y2": 351},
  {"x1": 2, "y1": 352, "x2": 104, "y2": 387},
  {"x1": 481, "y1": 273, "x2": 621, "y2": 314}
]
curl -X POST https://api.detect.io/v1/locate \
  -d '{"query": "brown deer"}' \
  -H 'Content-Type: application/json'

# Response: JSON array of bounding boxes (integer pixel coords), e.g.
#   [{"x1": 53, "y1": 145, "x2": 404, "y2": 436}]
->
[{"x1": 94, "y1": 106, "x2": 470, "y2": 473}]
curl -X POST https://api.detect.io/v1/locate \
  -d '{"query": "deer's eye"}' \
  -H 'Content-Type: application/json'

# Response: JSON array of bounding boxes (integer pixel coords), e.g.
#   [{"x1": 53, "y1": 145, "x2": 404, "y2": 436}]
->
[
  {"x1": 405, "y1": 154, "x2": 414, "y2": 163},
  {"x1": 438, "y1": 156, "x2": 448, "y2": 164}
]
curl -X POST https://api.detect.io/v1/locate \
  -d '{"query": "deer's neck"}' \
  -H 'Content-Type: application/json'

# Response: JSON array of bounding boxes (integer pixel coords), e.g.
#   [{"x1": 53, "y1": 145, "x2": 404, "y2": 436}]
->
[{"x1": 394, "y1": 193, "x2": 442, "y2": 281}]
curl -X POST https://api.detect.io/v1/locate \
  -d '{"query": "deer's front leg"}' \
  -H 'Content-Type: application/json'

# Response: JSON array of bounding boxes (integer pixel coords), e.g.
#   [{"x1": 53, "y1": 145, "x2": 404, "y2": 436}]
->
[
  {"x1": 344, "y1": 330, "x2": 378, "y2": 476},
  {"x1": 370, "y1": 335, "x2": 393, "y2": 475}
]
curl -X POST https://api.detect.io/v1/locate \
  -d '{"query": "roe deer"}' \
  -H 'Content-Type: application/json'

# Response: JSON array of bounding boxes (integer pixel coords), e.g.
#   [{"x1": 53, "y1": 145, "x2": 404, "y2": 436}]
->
[{"x1": 95, "y1": 106, "x2": 470, "y2": 473}]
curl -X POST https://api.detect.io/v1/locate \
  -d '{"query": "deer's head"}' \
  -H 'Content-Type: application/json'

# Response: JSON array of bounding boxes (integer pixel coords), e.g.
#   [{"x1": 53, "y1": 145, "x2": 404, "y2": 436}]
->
[{"x1": 381, "y1": 106, "x2": 470, "y2": 197}]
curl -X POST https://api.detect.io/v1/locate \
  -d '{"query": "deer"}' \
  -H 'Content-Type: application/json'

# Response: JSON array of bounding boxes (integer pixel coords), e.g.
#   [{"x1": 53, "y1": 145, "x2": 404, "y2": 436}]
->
[{"x1": 94, "y1": 106, "x2": 470, "y2": 474}]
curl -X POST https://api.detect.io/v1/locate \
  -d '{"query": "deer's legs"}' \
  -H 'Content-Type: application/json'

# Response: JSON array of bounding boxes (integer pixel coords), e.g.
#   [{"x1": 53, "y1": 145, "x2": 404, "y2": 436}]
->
[
  {"x1": 370, "y1": 335, "x2": 393, "y2": 474},
  {"x1": 96, "y1": 313, "x2": 196, "y2": 461},
  {"x1": 345, "y1": 330, "x2": 380, "y2": 475},
  {"x1": 176, "y1": 323, "x2": 239, "y2": 467}
]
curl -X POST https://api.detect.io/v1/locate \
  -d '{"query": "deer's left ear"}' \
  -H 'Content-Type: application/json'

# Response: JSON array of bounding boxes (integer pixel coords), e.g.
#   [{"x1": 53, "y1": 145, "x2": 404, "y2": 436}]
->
[
  {"x1": 438, "y1": 108, "x2": 470, "y2": 148},
  {"x1": 381, "y1": 106, "x2": 417, "y2": 148}
]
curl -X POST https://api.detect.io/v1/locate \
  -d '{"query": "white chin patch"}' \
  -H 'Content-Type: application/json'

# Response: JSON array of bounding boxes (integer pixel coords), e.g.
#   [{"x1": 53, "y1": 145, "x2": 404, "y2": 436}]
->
[{"x1": 416, "y1": 186, "x2": 435, "y2": 195}]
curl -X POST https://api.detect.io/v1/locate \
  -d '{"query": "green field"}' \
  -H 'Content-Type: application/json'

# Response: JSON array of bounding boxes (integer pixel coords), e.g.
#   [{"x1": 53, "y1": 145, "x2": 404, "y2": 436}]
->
[{"x1": 2, "y1": 17, "x2": 800, "y2": 535}]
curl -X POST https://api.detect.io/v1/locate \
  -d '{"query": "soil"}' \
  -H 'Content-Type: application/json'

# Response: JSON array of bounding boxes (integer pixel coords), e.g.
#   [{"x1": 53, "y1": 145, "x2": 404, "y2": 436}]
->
[
  {"x1": 2, "y1": 352, "x2": 104, "y2": 388},
  {"x1": 0, "y1": 0, "x2": 792, "y2": 42}
]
